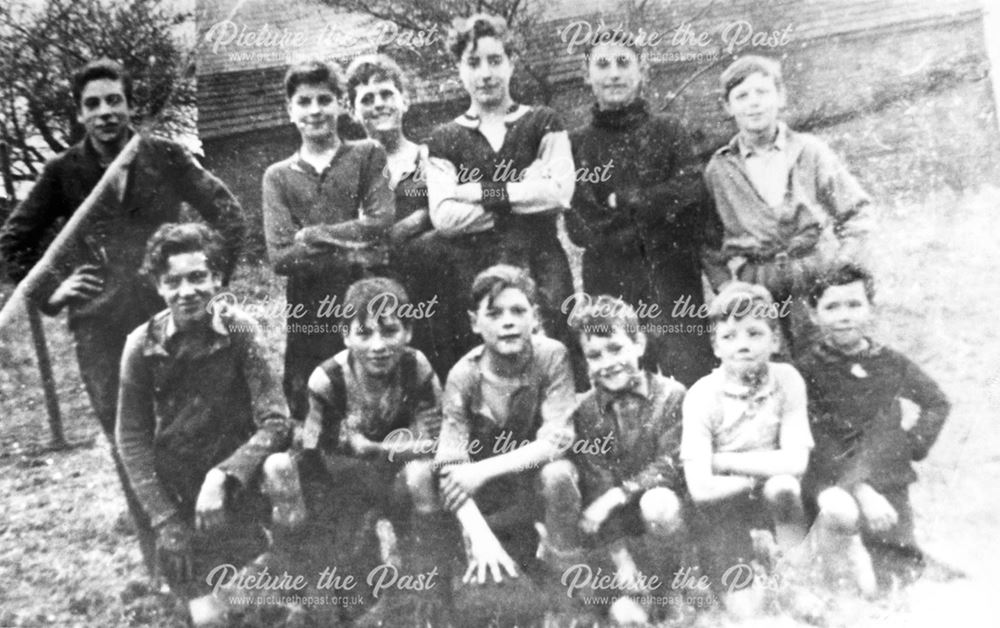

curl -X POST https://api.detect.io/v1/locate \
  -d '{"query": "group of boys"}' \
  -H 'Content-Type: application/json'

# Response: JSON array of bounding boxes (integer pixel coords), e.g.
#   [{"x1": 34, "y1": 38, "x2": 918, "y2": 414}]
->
[{"x1": 0, "y1": 11, "x2": 952, "y2": 628}]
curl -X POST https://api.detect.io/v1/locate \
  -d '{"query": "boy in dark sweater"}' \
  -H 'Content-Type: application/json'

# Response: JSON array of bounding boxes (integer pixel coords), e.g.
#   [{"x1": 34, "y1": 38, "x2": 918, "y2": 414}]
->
[
  {"x1": 413, "y1": 14, "x2": 580, "y2": 385},
  {"x1": 794, "y1": 263, "x2": 950, "y2": 591},
  {"x1": 262, "y1": 60, "x2": 394, "y2": 422},
  {"x1": 567, "y1": 37, "x2": 715, "y2": 387}
]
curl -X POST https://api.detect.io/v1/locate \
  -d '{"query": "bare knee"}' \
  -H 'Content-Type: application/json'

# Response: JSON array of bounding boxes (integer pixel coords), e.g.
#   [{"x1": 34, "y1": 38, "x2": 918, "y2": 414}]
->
[
  {"x1": 639, "y1": 487, "x2": 683, "y2": 535},
  {"x1": 763, "y1": 475, "x2": 803, "y2": 520},
  {"x1": 404, "y1": 460, "x2": 438, "y2": 514},
  {"x1": 262, "y1": 453, "x2": 294, "y2": 490},
  {"x1": 539, "y1": 459, "x2": 578, "y2": 499},
  {"x1": 816, "y1": 487, "x2": 860, "y2": 533}
]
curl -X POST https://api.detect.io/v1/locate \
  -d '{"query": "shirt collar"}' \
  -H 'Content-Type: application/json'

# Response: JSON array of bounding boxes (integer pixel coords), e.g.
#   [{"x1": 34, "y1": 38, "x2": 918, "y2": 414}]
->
[
  {"x1": 143, "y1": 307, "x2": 230, "y2": 357},
  {"x1": 291, "y1": 142, "x2": 349, "y2": 175},
  {"x1": 812, "y1": 337, "x2": 884, "y2": 363},
  {"x1": 596, "y1": 371, "x2": 652, "y2": 413},
  {"x1": 717, "y1": 364, "x2": 776, "y2": 401},
  {"x1": 455, "y1": 103, "x2": 529, "y2": 129},
  {"x1": 736, "y1": 122, "x2": 788, "y2": 158}
]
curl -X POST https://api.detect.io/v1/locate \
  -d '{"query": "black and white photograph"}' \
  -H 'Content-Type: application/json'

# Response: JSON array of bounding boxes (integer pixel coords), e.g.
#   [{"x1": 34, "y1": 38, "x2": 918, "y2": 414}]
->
[{"x1": 0, "y1": 0, "x2": 997, "y2": 625}]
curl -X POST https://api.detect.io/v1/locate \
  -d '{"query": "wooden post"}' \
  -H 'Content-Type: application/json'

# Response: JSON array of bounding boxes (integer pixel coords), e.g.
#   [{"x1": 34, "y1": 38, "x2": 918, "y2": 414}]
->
[
  {"x1": 1, "y1": 140, "x2": 66, "y2": 448},
  {"x1": 25, "y1": 303, "x2": 66, "y2": 448}
]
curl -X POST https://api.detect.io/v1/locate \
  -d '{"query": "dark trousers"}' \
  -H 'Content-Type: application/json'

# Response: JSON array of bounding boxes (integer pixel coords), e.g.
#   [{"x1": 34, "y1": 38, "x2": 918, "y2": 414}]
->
[
  {"x1": 582, "y1": 251, "x2": 716, "y2": 388},
  {"x1": 72, "y1": 317, "x2": 158, "y2": 578},
  {"x1": 283, "y1": 263, "x2": 395, "y2": 422},
  {"x1": 399, "y1": 226, "x2": 584, "y2": 387}
]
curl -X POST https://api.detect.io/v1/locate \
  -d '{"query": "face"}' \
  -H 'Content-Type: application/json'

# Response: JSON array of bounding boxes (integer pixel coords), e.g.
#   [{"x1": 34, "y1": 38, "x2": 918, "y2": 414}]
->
[
  {"x1": 77, "y1": 78, "x2": 131, "y2": 147},
  {"x1": 353, "y1": 78, "x2": 408, "y2": 135},
  {"x1": 458, "y1": 36, "x2": 513, "y2": 109},
  {"x1": 288, "y1": 83, "x2": 341, "y2": 141},
  {"x1": 156, "y1": 252, "x2": 221, "y2": 330},
  {"x1": 811, "y1": 281, "x2": 873, "y2": 353},
  {"x1": 586, "y1": 43, "x2": 642, "y2": 110},
  {"x1": 581, "y1": 328, "x2": 646, "y2": 392},
  {"x1": 470, "y1": 287, "x2": 537, "y2": 357},
  {"x1": 713, "y1": 315, "x2": 780, "y2": 377},
  {"x1": 724, "y1": 71, "x2": 785, "y2": 136},
  {"x1": 344, "y1": 315, "x2": 412, "y2": 379}
]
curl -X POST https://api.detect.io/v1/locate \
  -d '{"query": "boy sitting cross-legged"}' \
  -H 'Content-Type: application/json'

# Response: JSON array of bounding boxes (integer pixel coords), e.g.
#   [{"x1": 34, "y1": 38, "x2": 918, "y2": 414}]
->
[
  {"x1": 435, "y1": 264, "x2": 578, "y2": 623},
  {"x1": 681, "y1": 282, "x2": 813, "y2": 617},
  {"x1": 261, "y1": 277, "x2": 446, "y2": 623},
  {"x1": 790, "y1": 263, "x2": 950, "y2": 596},
  {"x1": 540, "y1": 295, "x2": 690, "y2": 625}
]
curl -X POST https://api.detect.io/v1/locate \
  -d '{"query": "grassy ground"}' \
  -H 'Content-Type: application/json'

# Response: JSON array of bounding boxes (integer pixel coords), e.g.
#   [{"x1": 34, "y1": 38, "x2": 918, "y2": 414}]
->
[{"x1": 1, "y1": 182, "x2": 998, "y2": 626}]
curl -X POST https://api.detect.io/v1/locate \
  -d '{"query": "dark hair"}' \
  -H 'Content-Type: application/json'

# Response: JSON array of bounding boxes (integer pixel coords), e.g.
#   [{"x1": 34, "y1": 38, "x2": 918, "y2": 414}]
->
[
  {"x1": 808, "y1": 263, "x2": 876, "y2": 307},
  {"x1": 345, "y1": 54, "x2": 408, "y2": 106},
  {"x1": 719, "y1": 55, "x2": 783, "y2": 100},
  {"x1": 708, "y1": 281, "x2": 781, "y2": 331},
  {"x1": 72, "y1": 59, "x2": 133, "y2": 108},
  {"x1": 142, "y1": 223, "x2": 226, "y2": 280},
  {"x1": 469, "y1": 264, "x2": 536, "y2": 310},
  {"x1": 447, "y1": 13, "x2": 515, "y2": 60},
  {"x1": 568, "y1": 295, "x2": 641, "y2": 341},
  {"x1": 584, "y1": 31, "x2": 644, "y2": 61},
  {"x1": 342, "y1": 276, "x2": 412, "y2": 328},
  {"x1": 284, "y1": 60, "x2": 344, "y2": 100}
]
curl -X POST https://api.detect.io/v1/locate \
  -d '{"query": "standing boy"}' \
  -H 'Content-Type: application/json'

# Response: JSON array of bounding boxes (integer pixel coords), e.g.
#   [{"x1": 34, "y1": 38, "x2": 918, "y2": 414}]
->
[
  {"x1": 116, "y1": 223, "x2": 290, "y2": 625},
  {"x1": 702, "y1": 55, "x2": 871, "y2": 356},
  {"x1": 681, "y1": 282, "x2": 813, "y2": 615},
  {"x1": 0, "y1": 59, "x2": 245, "y2": 574},
  {"x1": 262, "y1": 60, "x2": 394, "y2": 422},
  {"x1": 417, "y1": 14, "x2": 579, "y2": 383},
  {"x1": 568, "y1": 37, "x2": 715, "y2": 387},
  {"x1": 794, "y1": 263, "x2": 950, "y2": 592},
  {"x1": 542, "y1": 295, "x2": 689, "y2": 624}
]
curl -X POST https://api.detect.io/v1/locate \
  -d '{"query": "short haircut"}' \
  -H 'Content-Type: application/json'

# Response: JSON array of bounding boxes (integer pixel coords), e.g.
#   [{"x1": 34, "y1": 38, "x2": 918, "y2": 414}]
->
[
  {"x1": 568, "y1": 295, "x2": 641, "y2": 342},
  {"x1": 142, "y1": 223, "x2": 226, "y2": 280},
  {"x1": 72, "y1": 59, "x2": 133, "y2": 108},
  {"x1": 708, "y1": 281, "x2": 781, "y2": 331},
  {"x1": 284, "y1": 60, "x2": 344, "y2": 100},
  {"x1": 345, "y1": 54, "x2": 408, "y2": 106},
  {"x1": 341, "y1": 276, "x2": 412, "y2": 327},
  {"x1": 719, "y1": 55, "x2": 783, "y2": 100},
  {"x1": 447, "y1": 13, "x2": 515, "y2": 60},
  {"x1": 584, "y1": 33, "x2": 644, "y2": 62},
  {"x1": 469, "y1": 264, "x2": 536, "y2": 310},
  {"x1": 808, "y1": 263, "x2": 876, "y2": 307}
]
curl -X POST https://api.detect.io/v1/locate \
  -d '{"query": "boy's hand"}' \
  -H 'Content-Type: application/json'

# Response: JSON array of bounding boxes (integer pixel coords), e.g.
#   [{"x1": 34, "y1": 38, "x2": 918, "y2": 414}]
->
[
  {"x1": 463, "y1": 529, "x2": 518, "y2": 584},
  {"x1": 195, "y1": 469, "x2": 229, "y2": 532},
  {"x1": 853, "y1": 484, "x2": 898, "y2": 532},
  {"x1": 156, "y1": 520, "x2": 193, "y2": 584},
  {"x1": 440, "y1": 463, "x2": 488, "y2": 503},
  {"x1": 47, "y1": 265, "x2": 104, "y2": 309},
  {"x1": 580, "y1": 488, "x2": 626, "y2": 535},
  {"x1": 347, "y1": 432, "x2": 381, "y2": 458}
]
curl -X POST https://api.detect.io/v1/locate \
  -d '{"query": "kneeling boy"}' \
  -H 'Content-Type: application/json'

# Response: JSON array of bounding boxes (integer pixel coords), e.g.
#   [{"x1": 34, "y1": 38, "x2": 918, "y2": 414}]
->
[
  {"x1": 116, "y1": 223, "x2": 292, "y2": 623},
  {"x1": 262, "y1": 277, "x2": 443, "y2": 590},
  {"x1": 795, "y1": 263, "x2": 950, "y2": 593},
  {"x1": 681, "y1": 282, "x2": 813, "y2": 615}
]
